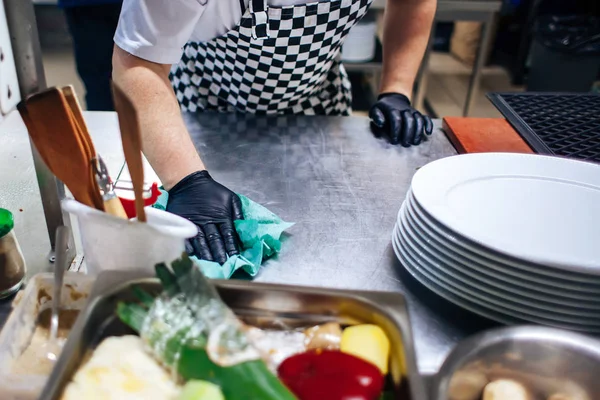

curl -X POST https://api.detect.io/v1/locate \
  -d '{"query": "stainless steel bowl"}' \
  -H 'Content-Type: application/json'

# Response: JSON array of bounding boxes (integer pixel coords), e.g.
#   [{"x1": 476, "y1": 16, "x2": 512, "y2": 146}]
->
[{"x1": 431, "y1": 326, "x2": 600, "y2": 400}]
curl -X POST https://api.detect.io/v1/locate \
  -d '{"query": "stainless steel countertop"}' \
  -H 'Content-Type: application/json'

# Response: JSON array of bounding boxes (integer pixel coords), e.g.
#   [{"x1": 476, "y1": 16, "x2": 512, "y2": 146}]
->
[
  {"x1": 183, "y1": 113, "x2": 500, "y2": 374},
  {"x1": 0, "y1": 113, "x2": 501, "y2": 374}
]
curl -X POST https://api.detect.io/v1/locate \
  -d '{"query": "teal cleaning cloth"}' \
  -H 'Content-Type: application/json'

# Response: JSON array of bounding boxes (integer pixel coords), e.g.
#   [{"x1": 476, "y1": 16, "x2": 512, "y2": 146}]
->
[{"x1": 153, "y1": 191, "x2": 294, "y2": 279}]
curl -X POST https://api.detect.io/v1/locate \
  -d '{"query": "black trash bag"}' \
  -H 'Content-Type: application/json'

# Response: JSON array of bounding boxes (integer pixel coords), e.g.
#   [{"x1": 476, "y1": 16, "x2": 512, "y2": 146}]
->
[{"x1": 535, "y1": 15, "x2": 600, "y2": 55}]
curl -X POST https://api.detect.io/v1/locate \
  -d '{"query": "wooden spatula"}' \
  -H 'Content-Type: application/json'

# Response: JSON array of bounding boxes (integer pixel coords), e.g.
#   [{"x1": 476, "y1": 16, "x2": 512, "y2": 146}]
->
[
  {"x1": 61, "y1": 86, "x2": 102, "y2": 210},
  {"x1": 17, "y1": 88, "x2": 103, "y2": 210},
  {"x1": 62, "y1": 86, "x2": 128, "y2": 218},
  {"x1": 111, "y1": 81, "x2": 146, "y2": 222}
]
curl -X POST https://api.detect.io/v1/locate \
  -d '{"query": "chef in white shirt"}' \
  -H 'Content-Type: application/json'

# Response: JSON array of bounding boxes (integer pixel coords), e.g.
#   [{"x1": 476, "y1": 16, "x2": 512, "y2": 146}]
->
[{"x1": 112, "y1": 0, "x2": 436, "y2": 264}]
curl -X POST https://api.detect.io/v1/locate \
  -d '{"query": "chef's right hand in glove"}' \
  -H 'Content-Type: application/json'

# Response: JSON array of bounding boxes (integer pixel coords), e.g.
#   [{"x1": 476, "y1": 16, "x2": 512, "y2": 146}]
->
[{"x1": 166, "y1": 171, "x2": 244, "y2": 264}]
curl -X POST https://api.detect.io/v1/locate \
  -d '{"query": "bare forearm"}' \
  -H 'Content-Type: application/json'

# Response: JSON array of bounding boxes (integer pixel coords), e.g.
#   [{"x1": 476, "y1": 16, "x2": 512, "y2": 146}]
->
[
  {"x1": 112, "y1": 45, "x2": 205, "y2": 190},
  {"x1": 380, "y1": 0, "x2": 436, "y2": 98}
]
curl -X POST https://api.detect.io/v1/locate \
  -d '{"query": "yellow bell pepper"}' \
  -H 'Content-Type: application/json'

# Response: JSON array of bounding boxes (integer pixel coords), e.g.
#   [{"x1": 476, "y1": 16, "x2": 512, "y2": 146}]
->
[{"x1": 340, "y1": 324, "x2": 390, "y2": 374}]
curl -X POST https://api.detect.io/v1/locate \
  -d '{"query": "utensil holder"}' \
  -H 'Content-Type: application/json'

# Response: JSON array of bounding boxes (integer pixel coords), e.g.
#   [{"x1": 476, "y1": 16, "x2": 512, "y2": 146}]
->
[{"x1": 62, "y1": 199, "x2": 196, "y2": 275}]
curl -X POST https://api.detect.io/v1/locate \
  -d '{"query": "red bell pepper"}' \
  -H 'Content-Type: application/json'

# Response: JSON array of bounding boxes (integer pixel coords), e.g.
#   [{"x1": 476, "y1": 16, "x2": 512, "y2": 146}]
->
[{"x1": 277, "y1": 349, "x2": 384, "y2": 400}]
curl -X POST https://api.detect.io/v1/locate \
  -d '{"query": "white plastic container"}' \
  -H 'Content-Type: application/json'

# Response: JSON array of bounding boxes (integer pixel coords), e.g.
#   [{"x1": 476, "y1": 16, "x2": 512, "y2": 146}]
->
[
  {"x1": 0, "y1": 272, "x2": 93, "y2": 400},
  {"x1": 341, "y1": 20, "x2": 377, "y2": 63},
  {"x1": 62, "y1": 199, "x2": 197, "y2": 275}
]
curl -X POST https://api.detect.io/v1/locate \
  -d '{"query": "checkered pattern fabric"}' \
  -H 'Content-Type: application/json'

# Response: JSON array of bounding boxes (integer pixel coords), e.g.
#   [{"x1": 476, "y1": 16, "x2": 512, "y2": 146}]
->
[
  {"x1": 250, "y1": 0, "x2": 270, "y2": 39},
  {"x1": 170, "y1": 0, "x2": 374, "y2": 116}
]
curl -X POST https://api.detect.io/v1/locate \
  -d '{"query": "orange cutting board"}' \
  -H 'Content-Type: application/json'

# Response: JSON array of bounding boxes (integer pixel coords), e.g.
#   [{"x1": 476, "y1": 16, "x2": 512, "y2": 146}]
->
[{"x1": 442, "y1": 117, "x2": 533, "y2": 154}]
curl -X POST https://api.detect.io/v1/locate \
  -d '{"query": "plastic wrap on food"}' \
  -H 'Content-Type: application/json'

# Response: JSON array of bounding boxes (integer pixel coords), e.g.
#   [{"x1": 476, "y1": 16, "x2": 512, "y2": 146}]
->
[
  {"x1": 116, "y1": 254, "x2": 296, "y2": 400},
  {"x1": 245, "y1": 326, "x2": 306, "y2": 372}
]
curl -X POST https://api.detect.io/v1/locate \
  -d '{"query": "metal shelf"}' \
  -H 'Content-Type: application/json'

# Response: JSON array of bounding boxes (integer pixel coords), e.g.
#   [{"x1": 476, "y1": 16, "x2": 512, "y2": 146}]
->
[
  {"x1": 343, "y1": 37, "x2": 383, "y2": 73},
  {"x1": 372, "y1": 0, "x2": 501, "y2": 14},
  {"x1": 348, "y1": 0, "x2": 502, "y2": 117},
  {"x1": 344, "y1": 62, "x2": 382, "y2": 73}
]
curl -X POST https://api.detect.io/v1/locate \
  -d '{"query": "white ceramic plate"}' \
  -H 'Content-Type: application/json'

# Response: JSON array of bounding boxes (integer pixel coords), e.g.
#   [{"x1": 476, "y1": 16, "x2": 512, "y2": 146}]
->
[
  {"x1": 396, "y1": 220, "x2": 600, "y2": 326},
  {"x1": 393, "y1": 225, "x2": 600, "y2": 332},
  {"x1": 400, "y1": 200, "x2": 600, "y2": 305},
  {"x1": 391, "y1": 226, "x2": 600, "y2": 332},
  {"x1": 399, "y1": 208, "x2": 600, "y2": 316},
  {"x1": 391, "y1": 225, "x2": 522, "y2": 327},
  {"x1": 403, "y1": 191, "x2": 600, "y2": 286},
  {"x1": 402, "y1": 194, "x2": 600, "y2": 294},
  {"x1": 410, "y1": 153, "x2": 600, "y2": 272}
]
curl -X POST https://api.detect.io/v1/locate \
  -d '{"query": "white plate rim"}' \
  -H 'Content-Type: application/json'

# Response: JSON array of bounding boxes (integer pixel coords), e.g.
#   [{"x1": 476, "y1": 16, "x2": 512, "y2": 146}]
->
[
  {"x1": 399, "y1": 208, "x2": 600, "y2": 315},
  {"x1": 393, "y1": 226, "x2": 600, "y2": 332},
  {"x1": 410, "y1": 153, "x2": 600, "y2": 271},
  {"x1": 396, "y1": 222, "x2": 600, "y2": 327},
  {"x1": 391, "y1": 226, "x2": 522, "y2": 327},
  {"x1": 404, "y1": 191, "x2": 600, "y2": 284},
  {"x1": 403, "y1": 195, "x2": 600, "y2": 296}
]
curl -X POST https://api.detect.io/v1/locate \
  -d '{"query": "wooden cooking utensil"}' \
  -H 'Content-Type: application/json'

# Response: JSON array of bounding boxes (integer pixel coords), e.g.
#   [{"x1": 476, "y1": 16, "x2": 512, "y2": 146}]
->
[
  {"x1": 62, "y1": 86, "x2": 95, "y2": 164},
  {"x1": 17, "y1": 88, "x2": 103, "y2": 210},
  {"x1": 62, "y1": 86, "x2": 128, "y2": 218},
  {"x1": 61, "y1": 85, "x2": 104, "y2": 209},
  {"x1": 111, "y1": 81, "x2": 146, "y2": 222},
  {"x1": 61, "y1": 86, "x2": 87, "y2": 142},
  {"x1": 61, "y1": 87, "x2": 98, "y2": 208}
]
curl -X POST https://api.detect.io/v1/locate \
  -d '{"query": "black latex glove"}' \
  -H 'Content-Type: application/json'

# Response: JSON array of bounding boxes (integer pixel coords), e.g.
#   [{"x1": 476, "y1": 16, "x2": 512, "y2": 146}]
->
[
  {"x1": 369, "y1": 93, "x2": 433, "y2": 147},
  {"x1": 166, "y1": 170, "x2": 244, "y2": 264}
]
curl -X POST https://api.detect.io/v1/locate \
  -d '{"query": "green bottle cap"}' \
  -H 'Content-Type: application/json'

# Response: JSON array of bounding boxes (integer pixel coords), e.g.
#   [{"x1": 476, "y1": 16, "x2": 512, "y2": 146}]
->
[{"x1": 0, "y1": 208, "x2": 14, "y2": 238}]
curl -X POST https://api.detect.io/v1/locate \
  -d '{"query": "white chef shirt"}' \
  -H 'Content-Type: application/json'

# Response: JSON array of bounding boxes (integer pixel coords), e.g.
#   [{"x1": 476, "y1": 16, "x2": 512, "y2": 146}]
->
[{"x1": 114, "y1": 0, "x2": 320, "y2": 65}]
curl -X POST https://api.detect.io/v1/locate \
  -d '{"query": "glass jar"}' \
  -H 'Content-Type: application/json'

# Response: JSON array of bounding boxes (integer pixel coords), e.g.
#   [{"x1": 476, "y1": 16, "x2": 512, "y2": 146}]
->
[{"x1": 0, "y1": 208, "x2": 26, "y2": 299}]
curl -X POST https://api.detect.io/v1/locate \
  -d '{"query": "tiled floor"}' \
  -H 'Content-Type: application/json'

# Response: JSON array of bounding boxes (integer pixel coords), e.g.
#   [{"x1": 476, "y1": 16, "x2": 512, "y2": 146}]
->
[
  {"x1": 42, "y1": 47, "x2": 86, "y2": 107},
  {"x1": 41, "y1": 46, "x2": 520, "y2": 118},
  {"x1": 426, "y1": 52, "x2": 523, "y2": 118}
]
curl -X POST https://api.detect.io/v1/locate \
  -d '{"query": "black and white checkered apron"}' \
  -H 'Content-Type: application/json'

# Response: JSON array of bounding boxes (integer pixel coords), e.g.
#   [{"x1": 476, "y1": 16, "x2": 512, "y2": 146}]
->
[{"x1": 170, "y1": 0, "x2": 374, "y2": 115}]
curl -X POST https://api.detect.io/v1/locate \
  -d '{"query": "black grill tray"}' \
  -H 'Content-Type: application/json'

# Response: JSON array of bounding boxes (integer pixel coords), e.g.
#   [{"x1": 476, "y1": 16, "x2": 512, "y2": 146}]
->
[{"x1": 487, "y1": 92, "x2": 600, "y2": 163}]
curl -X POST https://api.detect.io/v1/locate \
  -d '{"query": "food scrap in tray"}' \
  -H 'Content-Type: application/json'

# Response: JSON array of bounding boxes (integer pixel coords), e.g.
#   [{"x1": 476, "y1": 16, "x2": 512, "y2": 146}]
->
[
  {"x1": 449, "y1": 364, "x2": 590, "y2": 400},
  {"x1": 61, "y1": 255, "x2": 395, "y2": 400},
  {"x1": 10, "y1": 308, "x2": 80, "y2": 377}
]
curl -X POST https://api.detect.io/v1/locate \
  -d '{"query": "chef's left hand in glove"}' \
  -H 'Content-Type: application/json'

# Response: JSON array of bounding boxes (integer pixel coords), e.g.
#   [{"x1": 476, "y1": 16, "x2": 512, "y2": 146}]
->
[
  {"x1": 166, "y1": 170, "x2": 244, "y2": 265},
  {"x1": 369, "y1": 93, "x2": 433, "y2": 147}
]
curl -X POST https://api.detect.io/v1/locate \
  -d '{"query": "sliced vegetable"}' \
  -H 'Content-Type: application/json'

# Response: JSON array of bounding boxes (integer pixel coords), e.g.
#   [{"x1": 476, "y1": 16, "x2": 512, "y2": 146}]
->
[
  {"x1": 176, "y1": 345, "x2": 294, "y2": 400},
  {"x1": 116, "y1": 302, "x2": 147, "y2": 333},
  {"x1": 448, "y1": 370, "x2": 488, "y2": 400},
  {"x1": 483, "y1": 379, "x2": 531, "y2": 400},
  {"x1": 379, "y1": 392, "x2": 396, "y2": 400},
  {"x1": 278, "y1": 349, "x2": 384, "y2": 400},
  {"x1": 178, "y1": 381, "x2": 225, "y2": 400},
  {"x1": 155, "y1": 262, "x2": 178, "y2": 296},
  {"x1": 132, "y1": 285, "x2": 156, "y2": 307},
  {"x1": 341, "y1": 324, "x2": 390, "y2": 374},
  {"x1": 61, "y1": 336, "x2": 181, "y2": 400},
  {"x1": 117, "y1": 254, "x2": 296, "y2": 400},
  {"x1": 304, "y1": 322, "x2": 342, "y2": 350}
]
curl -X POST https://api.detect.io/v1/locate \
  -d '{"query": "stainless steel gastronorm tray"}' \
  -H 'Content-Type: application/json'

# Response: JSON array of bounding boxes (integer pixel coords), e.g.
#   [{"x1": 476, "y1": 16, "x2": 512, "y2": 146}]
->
[{"x1": 40, "y1": 270, "x2": 427, "y2": 400}]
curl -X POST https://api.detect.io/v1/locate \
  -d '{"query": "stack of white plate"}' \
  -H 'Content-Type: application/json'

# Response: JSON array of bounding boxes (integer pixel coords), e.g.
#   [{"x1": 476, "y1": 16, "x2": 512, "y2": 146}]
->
[{"x1": 392, "y1": 153, "x2": 600, "y2": 333}]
